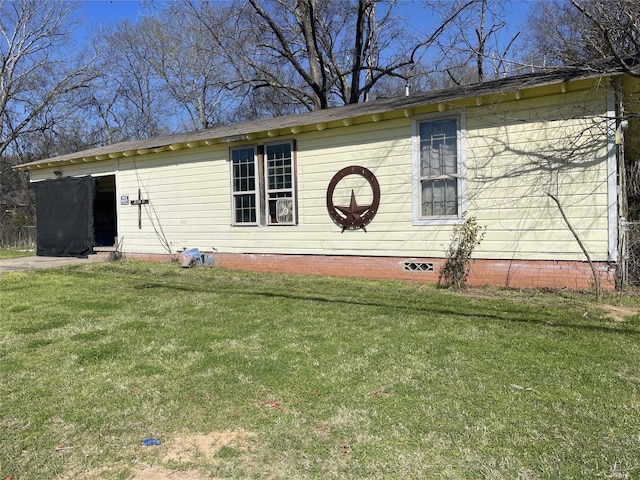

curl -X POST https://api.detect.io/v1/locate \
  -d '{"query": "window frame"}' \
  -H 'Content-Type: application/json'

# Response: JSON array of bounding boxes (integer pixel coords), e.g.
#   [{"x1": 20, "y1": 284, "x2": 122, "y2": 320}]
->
[
  {"x1": 264, "y1": 140, "x2": 297, "y2": 226},
  {"x1": 229, "y1": 140, "x2": 297, "y2": 227},
  {"x1": 412, "y1": 111, "x2": 467, "y2": 225},
  {"x1": 230, "y1": 144, "x2": 259, "y2": 226}
]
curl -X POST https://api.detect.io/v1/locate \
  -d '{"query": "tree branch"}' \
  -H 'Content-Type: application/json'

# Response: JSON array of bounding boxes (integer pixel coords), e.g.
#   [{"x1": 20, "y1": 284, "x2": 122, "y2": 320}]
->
[{"x1": 547, "y1": 192, "x2": 602, "y2": 300}]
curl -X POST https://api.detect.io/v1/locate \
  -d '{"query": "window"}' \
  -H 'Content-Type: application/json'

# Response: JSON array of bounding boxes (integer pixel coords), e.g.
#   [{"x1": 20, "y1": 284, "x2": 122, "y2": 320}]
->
[
  {"x1": 413, "y1": 114, "x2": 465, "y2": 224},
  {"x1": 231, "y1": 146, "x2": 258, "y2": 224},
  {"x1": 265, "y1": 142, "x2": 295, "y2": 225},
  {"x1": 230, "y1": 141, "x2": 296, "y2": 226}
]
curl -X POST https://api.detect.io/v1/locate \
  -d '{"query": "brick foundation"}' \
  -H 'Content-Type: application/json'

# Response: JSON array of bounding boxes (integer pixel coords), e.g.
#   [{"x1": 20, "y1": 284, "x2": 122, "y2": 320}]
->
[{"x1": 122, "y1": 252, "x2": 616, "y2": 290}]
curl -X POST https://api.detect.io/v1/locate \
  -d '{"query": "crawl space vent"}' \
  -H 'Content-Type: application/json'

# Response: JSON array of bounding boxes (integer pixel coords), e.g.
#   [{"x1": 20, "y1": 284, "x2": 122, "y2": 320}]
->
[{"x1": 403, "y1": 261, "x2": 434, "y2": 273}]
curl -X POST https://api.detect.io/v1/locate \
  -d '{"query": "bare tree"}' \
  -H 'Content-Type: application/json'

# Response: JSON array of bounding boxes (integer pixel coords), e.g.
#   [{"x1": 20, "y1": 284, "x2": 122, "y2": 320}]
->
[
  {"x1": 0, "y1": 0, "x2": 97, "y2": 157},
  {"x1": 184, "y1": 0, "x2": 476, "y2": 113},
  {"x1": 524, "y1": 0, "x2": 640, "y2": 242},
  {"x1": 428, "y1": 0, "x2": 521, "y2": 87},
  {"x1": 547, "y1": 192, "x2": 602, "y2": 300},
  {"x1": 569, "y1": 0, "x2": 640, "y2": 76},
  {"x1": 91, "y1": 19, "x2": 171, "y2": 142},
  {"x1": 92, "y1": 6, "x2": 242, "y2": 136},
  {"x1": 525, "y1": 0, "x2": 640, "y2": 74},
  {"x1": 146, "y1": 7, "x2": 239, "y2": 130},
  {"x1": 1, "y1": 0, "x2": 98, "y2": 238}
]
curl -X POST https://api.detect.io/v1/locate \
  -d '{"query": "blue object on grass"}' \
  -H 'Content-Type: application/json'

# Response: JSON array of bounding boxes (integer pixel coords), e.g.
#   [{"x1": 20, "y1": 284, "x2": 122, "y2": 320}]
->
[
  {"x1": 142, "y1": 437, "x2": 161, "y2": 446},
  {"x1": 181, "y1": 247, "x2": 202, "y2": 267}
]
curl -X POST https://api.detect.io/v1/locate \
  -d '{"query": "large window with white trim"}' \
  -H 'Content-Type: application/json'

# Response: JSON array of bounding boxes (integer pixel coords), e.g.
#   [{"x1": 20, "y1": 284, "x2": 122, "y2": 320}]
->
[
  {"x1": 413, "y1": 114, "x2": 465, "y2": 224},
  {"x1": 231, "y1": 146, "x2": 258, "y2": 224},
  {"x1": 265, "y1": 142, "x2": 295, "y2": 224},
  {"x1": 230, "y1": 140, "x2": 296, "y2": 226}
]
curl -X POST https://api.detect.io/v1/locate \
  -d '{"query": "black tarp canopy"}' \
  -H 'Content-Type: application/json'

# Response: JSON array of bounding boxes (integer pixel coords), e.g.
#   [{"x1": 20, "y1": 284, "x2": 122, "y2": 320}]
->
[{"x1": 33, "y1": 176, "x2": 96, "y2": 257}]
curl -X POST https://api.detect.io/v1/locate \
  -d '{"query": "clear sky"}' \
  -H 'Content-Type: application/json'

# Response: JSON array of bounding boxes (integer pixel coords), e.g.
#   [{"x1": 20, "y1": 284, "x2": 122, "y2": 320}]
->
[{"x1": 77, "y1": 0, "x2": 146, "y2": 30}]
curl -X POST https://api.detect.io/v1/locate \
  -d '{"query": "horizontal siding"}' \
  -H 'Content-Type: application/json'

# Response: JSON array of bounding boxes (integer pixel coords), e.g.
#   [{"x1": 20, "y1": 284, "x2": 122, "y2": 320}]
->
[
  {"x1": 30, "y1": 83, "x2": 614, "y2": 262},
  {"x1": 116, "y1": 149, "x2": 227, "y2": 253},
  {"x1": 30, "y1": 161, "x2": 117, "y2": 181},
  {"x1": 465, "y1": 89, "x2": 610, "y2": 261}
]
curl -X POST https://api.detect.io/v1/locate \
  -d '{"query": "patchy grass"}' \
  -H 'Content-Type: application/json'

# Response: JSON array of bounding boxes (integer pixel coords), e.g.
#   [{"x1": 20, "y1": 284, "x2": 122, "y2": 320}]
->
[
  {"x1": 1, "y1": 261, "x2": 639, "y2": 479},
  {"x1": 0, "y1": 246, "x2": 35, "y2": 259}
]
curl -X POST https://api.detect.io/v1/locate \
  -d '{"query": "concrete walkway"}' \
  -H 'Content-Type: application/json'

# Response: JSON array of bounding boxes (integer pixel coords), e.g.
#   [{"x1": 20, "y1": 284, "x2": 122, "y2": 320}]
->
[{"x1": 0, "y1": 254, "x2": 106, "y2": 274}]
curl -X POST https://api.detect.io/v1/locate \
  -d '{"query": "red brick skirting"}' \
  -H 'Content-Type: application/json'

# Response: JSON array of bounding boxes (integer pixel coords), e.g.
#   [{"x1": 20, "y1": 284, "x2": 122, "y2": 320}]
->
[{"x1": 123, "y1": 252, "x2": 616, "y2": 290}]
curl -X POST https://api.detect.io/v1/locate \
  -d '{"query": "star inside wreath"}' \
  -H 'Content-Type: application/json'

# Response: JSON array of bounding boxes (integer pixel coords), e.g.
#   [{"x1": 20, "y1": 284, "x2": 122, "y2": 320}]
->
[{"x1": 326, "y1": 166, "x2": 380, "y2": 232}]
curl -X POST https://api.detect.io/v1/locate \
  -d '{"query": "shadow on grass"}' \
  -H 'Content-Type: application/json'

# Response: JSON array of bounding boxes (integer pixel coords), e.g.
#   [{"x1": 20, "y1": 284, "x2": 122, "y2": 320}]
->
[{"x1": 118, "y1": 275, "x2": 640, "y2": 337}]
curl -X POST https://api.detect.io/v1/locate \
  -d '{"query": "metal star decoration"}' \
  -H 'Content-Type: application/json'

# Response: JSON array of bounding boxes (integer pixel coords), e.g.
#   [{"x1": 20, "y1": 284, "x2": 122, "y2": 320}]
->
[
  {"x1": 334, "y1": 189, "x2": 373, "y2": 232},
  {"x1": 326, "y1": 166, "x2": 381, "y2": 233}
]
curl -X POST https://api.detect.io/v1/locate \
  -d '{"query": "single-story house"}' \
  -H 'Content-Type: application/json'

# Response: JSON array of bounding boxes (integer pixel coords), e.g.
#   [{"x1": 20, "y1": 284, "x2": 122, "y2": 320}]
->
[{"x1": 14, "y1": 57, "x2": 640, "y2": 289}]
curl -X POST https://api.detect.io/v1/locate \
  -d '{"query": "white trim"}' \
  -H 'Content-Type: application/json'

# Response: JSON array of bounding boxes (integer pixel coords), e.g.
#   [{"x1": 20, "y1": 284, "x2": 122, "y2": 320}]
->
[
  {"x1": 114, "y1": 159, "x2": 121, "y2": 247},
  {"x1": 458, "y1": 113, "x2": 467, "y2": 216},
  {"x1": 229, "y1": 144, "x2": 259, "y2": 226},
  {"x1": 606, "y1": 87, "x2": 618, "y2": 262},
  {"x1": 412, "y1": 110, "x2": 467, "y2": 226},
  {"x1": 263, "y1": 139, "x2": 297, "y2": 226},
  {"x1": 230, "y1": 140, "x2": 298, "y2": 227}
]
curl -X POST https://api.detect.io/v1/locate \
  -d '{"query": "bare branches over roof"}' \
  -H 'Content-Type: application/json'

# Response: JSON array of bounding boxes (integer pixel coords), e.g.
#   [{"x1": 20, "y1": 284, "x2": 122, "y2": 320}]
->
[{"x1": 14, "y1": 54, "x2": 639, "y2": 171}]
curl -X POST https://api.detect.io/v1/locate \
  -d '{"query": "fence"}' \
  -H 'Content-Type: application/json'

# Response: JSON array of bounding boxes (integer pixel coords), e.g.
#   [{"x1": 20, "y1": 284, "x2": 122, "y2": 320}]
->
[
  {"x1": 0, "y1": 225, "x2": 36, "y2": 248},
  {"x1": 622, "y1": 221, "x2": 640, "y2": 286}
]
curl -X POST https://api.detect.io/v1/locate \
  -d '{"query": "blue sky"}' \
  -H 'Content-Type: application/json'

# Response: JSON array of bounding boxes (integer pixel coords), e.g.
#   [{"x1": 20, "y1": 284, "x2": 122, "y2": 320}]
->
[
  {"x1": 78, "y1": 0, "x2": 145, "y2": 29},
  {"x1": 77, "y1": 0, "x2": 533, "y2": 38}
]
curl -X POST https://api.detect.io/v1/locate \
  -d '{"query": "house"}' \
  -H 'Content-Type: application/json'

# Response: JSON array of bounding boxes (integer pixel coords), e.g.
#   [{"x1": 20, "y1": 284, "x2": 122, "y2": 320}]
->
[{"x1": 14, "y1": 57, "x2": 640, "y2": 289}]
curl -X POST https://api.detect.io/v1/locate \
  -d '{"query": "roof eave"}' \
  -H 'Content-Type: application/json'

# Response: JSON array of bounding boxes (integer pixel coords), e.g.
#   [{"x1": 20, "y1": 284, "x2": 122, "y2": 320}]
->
[{"x1": 12, "y1": 65, "x2": 628, "y2": 172}]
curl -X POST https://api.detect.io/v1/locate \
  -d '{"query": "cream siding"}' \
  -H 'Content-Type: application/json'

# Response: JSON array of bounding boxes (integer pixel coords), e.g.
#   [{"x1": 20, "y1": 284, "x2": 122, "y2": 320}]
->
[
  {"x1": 465, "y1": 86, "x2": 612, "y2": 261},
  {"x1": 28, "y1": 79, "x2": 616, "y2": 262},
  {"x1": 30, "y1": 161, "x2": 117, "y2": 181}
]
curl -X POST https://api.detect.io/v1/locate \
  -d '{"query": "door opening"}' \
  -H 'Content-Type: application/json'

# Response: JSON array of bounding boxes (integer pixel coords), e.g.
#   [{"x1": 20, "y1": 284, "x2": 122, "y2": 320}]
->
[{"x1": 94, "y1": 175, "x2": 117, "y2": 247}]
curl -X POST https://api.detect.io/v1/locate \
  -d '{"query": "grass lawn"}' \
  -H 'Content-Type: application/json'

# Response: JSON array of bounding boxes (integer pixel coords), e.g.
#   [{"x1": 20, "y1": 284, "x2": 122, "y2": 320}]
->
[
  {"x1": 1, "y1": 261, "x2": 639, "y2": 479},
  {"x1": 0, "y1": 247, "x2": 35, "y2": 259}
]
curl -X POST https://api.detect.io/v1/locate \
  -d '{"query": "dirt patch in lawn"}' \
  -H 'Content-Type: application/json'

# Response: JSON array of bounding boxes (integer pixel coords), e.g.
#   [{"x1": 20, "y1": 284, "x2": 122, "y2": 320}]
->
[
  {"x1": 444, "y1": 286, "x2": 640, "y2": 322},
  {"x1": 601, "y1": 304, "x2": 639, "y2": 322},
  {"x1": 132, "y1": 432, "x2": 251, "y2": 480},
  {"x1": 60, "y1": 431, "x2": 254, "y2": 480},
  {"x1": 163, "y1": 431, "x2": 251, "y2": 464},
  {"x1": 131, "y1": 465, "x2": 204, "y2": 480},
  {"x1": 131, "y1": 431, "x2": 253, "y2": 480}
]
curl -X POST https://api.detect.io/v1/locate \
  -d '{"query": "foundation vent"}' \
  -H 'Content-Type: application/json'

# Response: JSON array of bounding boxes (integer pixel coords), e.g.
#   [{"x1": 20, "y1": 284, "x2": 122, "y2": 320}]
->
[{"x1": 403, "y1": 261, "x2": 434, "y2": 273}]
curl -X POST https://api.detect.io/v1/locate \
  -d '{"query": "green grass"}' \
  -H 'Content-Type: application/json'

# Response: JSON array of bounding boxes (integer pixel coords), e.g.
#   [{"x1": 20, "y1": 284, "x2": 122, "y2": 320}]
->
[
  {"x1": 1, "y1": 261, "x2": 639, "y2": 479},
  {"x1": 0, "y1": 246, "x2": 35, "y2": 259}
]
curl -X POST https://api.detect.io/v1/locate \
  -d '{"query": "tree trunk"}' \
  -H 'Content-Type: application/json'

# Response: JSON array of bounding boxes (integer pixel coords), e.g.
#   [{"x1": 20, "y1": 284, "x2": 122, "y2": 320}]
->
[{"x1": 547, "y1": 192, "x2": 602, "y2": 301}]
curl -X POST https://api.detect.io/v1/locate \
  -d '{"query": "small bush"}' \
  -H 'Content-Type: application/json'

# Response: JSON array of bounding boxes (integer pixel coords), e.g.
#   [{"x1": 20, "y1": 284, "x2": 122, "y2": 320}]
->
[{"x1": 439, "y1": 215, "x2": 485, "y2": 288}]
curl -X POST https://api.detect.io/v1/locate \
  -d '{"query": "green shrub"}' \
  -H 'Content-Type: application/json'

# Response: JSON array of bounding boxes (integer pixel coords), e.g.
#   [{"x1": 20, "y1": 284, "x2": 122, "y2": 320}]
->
[{"x1": 439, "y1": 214, "x2": 485, "y2": 288}]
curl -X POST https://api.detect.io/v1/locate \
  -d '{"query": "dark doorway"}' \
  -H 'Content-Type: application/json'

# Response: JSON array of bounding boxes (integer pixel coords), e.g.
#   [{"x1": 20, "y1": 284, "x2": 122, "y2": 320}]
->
[{"x1": 94, "y1": 175, "x2": 117, "y2": 247}]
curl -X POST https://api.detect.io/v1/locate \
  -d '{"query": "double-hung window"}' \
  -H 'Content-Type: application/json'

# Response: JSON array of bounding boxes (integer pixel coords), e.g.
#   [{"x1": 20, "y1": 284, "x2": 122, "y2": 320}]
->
[
  {"x1": 230, "y1": 140, "x2": 296, "y2": 226},
  {"x1": 413, "y1": 114, "x2": 465, "y2": 224},
  {"x1": 265, "y1": 142, "x2": 295, "y2": 225},
  {"x1": 231, "y1": 146, "x2": 258, "y2": 224}
]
